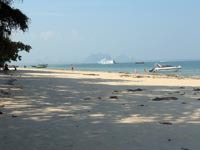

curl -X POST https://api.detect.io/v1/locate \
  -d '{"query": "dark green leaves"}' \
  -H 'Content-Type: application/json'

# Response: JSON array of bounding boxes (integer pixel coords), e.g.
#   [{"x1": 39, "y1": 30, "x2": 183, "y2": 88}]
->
[{"x1": 0, "y1": 0, "x2": 31, "y2": 63}]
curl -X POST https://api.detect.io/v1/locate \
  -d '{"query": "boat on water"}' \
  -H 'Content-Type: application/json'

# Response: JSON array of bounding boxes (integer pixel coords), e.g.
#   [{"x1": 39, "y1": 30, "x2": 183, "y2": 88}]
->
[
  {"x1": 32, "y1": 64, "x2": 48, "y2": 68},
  {"x1": 135, "y1": 61, "x2": 144, "y2": 64},
  {"x1": 149, "y1": 63, "x2": 182, "y2": 73},
  {"x1": 98, "y1": 58, "x2": 116, "y2": 64}
]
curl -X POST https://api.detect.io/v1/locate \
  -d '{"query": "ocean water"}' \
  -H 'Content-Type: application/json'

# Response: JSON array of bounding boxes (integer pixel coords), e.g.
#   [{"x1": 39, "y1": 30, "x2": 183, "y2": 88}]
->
[{"x1": 47, "y1": 61, "x2": 200, "y2": 77}]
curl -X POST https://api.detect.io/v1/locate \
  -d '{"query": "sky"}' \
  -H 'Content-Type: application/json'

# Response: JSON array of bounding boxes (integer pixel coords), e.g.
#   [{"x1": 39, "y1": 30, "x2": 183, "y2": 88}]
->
[{"x1": 12, "y1": 0, "x2": 200, "y2": 64}]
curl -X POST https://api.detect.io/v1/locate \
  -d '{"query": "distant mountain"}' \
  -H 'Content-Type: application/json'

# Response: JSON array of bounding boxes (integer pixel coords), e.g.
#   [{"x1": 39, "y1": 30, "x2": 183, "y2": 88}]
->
[
  {"x1": 115, "y1": 54, "x2": 132, "y2": 63},
  {"x1": 84, "y1": 53, "x2": 112, "y2": 63},
  {"x1": 85, "y1": 53, "x2": 134, "y2": 64}
]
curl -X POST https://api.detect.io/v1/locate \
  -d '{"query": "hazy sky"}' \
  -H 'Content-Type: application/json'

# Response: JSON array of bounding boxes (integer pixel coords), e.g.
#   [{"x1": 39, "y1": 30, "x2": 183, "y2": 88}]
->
[{"x1": 13, "y1": 0, "x2": 200, "y2": 64}]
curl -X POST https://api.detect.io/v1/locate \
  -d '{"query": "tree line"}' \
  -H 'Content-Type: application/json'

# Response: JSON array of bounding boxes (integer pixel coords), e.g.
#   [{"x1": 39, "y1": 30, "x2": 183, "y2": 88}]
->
[{"x1": 0, "y1": 0, "x2": 31, "y2": 66}]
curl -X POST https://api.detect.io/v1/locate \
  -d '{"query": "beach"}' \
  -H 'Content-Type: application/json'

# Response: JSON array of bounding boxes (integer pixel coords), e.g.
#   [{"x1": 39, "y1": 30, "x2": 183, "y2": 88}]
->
[{"x1": 1, "y1": 68, "x2": 200, "y2": 150}]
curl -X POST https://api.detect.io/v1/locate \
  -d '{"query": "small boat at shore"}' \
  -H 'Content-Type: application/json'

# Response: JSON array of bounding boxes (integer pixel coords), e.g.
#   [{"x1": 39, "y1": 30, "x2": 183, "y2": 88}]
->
[
  {"x1": 149, "y1": 63, "x2": 182, "y2": 73},
  {"x1": 32, "y1": 64, "x2": 48, "y2": 68}
]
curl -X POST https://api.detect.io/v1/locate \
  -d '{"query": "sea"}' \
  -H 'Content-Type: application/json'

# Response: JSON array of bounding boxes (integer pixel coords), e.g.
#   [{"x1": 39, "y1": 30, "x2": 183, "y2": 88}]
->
[{"x1": 40, "y1": 61, "x2": 200, "y2": 77}]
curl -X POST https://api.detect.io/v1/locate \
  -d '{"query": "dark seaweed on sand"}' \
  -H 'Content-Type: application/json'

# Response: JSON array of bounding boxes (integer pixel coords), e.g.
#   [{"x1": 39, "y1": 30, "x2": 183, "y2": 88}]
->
[{"x1": 152, "y1": 97, "x2": 178, "y2": 101}]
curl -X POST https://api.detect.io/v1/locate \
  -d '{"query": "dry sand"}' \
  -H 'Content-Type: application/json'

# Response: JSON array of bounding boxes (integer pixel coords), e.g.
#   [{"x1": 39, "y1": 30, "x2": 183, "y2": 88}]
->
[{"x1": 1, "y1": 68, "x2": 200, "y2": 150}]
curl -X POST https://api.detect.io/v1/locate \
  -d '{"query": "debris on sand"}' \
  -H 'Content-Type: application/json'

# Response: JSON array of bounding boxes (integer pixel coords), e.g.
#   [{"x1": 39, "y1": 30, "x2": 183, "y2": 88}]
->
[
  {"x1": 11, "y1": 115, "x2": 18, "y2": 118},
  {"x1": 113, "y1": 90, "x2": 119, "y2": 93},
  {"x1": 6, "y1": 79, "x2": 17, "y2": 85},
  {"x1": 0, "y1": 90, "x2": 10, "y2": 95},
  {"x1": 152, "y1": 97, "x2": 178, "y2": 101},
  {"x1": 83, "y1": 74, "x2": 99, "y2": 76},
  {"x1": 159, "y1": 121, "x2": 173, "y2": 125},
  {"x1": 193, "y1": 88, "x2": 200, "y2": 91},
  {"x1": 120, "y1": 74, "x2": 131, "y2": 77},
  {"x1": 179, "y1": 87, "x2": 185, "y2": 89},
  {"x1": 109, "y1": 96, "x2": 118, "y2": 99},
  {"x1": 180, "y1": 92, "x2": 185, "y2": 95},
  {"x1": 84, "y1": 97, "x2": 91, "y2": 100},
  {"x1": 168, "y1": 138, "x2": 172, "y2": 142},
  {"x1": 181, "y1": 147, "x2": 191, "y2": 150},
  {"x1": 126, "y1": 88, "x2": 143, "y2": 92}
]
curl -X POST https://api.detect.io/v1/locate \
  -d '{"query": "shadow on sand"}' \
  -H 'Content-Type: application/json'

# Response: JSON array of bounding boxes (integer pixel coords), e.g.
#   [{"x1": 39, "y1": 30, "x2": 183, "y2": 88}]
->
[{"x1": 0, "y1": 70, "x2": 200, "y2": 150}]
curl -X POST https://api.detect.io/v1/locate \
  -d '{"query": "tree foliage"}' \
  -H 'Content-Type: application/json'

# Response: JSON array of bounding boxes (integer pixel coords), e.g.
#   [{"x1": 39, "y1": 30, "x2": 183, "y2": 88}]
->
[{"x1": 0, "y1": 0, "x2": 31, "y2": 63}]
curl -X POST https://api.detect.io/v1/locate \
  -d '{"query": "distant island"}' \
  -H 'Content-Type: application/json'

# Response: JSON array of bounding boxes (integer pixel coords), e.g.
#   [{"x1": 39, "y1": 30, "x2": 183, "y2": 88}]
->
[{"x1": 84, "y1": 53, "x2": 132, "y2": 63}]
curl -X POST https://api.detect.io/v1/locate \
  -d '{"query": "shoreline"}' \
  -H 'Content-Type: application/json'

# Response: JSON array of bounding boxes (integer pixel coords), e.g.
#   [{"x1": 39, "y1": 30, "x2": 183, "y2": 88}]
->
[
  {"x1": 18, "y1": 60, "x2": 200, "y2": 78},
  {"x1": 17, "y1": 67, "x2": 200, "y2": 87},
  {"x1": 21, "y1": 66, "x2": 200, "y2": 79}
]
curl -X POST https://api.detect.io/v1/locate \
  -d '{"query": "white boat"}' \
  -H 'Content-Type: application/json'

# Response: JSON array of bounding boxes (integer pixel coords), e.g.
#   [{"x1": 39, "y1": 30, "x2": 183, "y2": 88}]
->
[
  {"x1": 32, "y1": 64, "x2": 48, "y2": 68},
  {"x1": 149, "y1": 63, "x2": 182, "y2": 72},
  {"x1": 98, "y1": 58, "x2": 116, "y2": 64}
]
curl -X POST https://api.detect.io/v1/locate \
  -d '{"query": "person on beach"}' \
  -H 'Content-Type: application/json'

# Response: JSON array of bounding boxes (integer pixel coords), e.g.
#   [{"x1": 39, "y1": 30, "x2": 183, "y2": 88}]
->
[
  {"x1": 3, "y1": 64, "x2": 9, "y2": 71},
  {"x1": 144, "y1": 68, "x2": 147, "y2": 74},
  {"x1": 71, "y1": 64, "x2": 74, "y2": 71},
  {"x1": 134, "y1": 68, "x2": 137, "y2": 74}
]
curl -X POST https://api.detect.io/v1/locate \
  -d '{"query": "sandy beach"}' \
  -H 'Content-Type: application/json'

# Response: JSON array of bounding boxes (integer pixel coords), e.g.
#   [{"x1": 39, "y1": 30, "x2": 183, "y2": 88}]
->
[{"x1": 1, "y1": 68, "x2": 200, "y2": 150}]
